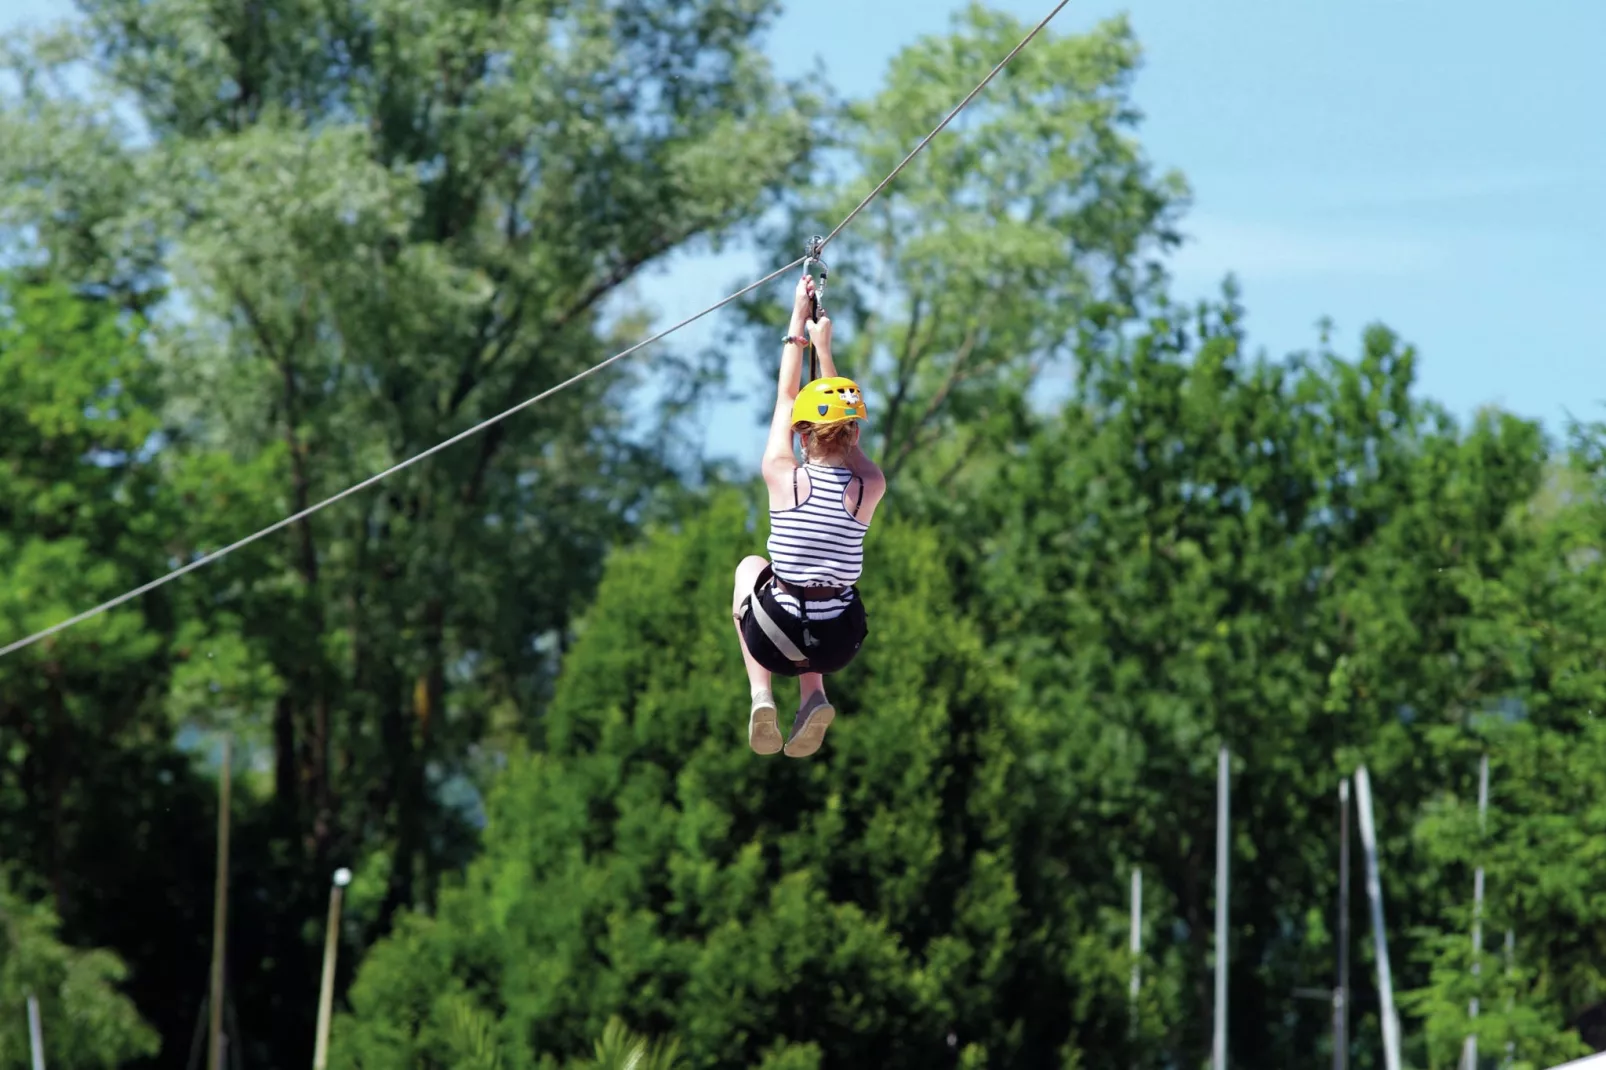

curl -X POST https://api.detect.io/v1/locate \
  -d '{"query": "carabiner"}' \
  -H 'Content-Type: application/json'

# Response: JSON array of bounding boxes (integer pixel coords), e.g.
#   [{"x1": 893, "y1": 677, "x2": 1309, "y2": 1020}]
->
[{"x1": 803, "y1": 234, "x2": 828, "y2": 321}]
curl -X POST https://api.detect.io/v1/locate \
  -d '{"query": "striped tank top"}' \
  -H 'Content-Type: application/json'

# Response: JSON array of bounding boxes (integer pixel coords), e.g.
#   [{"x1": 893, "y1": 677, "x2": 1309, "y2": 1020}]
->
[{"x1": 766, "y1": 463, "x2": 868, "y2": 621}]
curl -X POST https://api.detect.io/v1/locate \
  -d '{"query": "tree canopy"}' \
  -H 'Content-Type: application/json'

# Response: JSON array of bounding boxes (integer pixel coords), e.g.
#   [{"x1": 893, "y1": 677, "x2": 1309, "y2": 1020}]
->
[
  {"x1": 334, "y1": 285, "x2": 1606, "y2": 1068},
  {"x1": 0, "y1": 2, "x2": 1601, "y2": 1069}
]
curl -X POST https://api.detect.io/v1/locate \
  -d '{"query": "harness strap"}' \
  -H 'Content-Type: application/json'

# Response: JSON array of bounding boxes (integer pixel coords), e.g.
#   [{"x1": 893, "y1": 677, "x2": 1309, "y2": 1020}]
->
[
  {"x1": 750, "y1": 595, "x2": 809, "y2": 666},
  {"x1": 777, "y1": 579, "x2": 848, "y2": 600},
  {"x1": 750, "y1": 567, "x2": 811, "y2": 666},
  {"x1": 748, "y1": 564, "x2": 853, "y2": 669}
]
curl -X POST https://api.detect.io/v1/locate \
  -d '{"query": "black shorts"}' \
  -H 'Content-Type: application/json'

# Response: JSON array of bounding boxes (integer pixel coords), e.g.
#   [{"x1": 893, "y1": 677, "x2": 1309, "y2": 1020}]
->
[{"x1": 738, "y1": 566, "x2": 868, "y2": 677}]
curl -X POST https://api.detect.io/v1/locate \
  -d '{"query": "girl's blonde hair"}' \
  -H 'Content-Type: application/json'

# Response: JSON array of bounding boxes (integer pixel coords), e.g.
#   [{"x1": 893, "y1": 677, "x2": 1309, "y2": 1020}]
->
[{"x1": 792, "y1": 419, "x2": 858, "y2": 458}]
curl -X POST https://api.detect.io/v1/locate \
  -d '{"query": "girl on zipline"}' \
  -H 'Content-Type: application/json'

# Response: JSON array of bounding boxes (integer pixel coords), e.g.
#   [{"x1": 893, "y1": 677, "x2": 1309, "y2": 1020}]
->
[{"x1": 733, "y1": 271, "x2": 884, "y2": 758}]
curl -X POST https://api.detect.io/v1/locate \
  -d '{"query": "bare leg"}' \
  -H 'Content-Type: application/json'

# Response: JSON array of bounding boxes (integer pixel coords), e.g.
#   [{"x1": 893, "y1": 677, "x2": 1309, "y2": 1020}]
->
[
  {"x1": 798, "y1": 672, "x2": 827, "y2": 710},
  {"x1": 731, "y1": 556, "x2": 774, "y2": 695},
  {"x1": 785, "y1": 672, "x2": 836, "y2": 759},
  {"x1": 733, "y1": 556, "x2": 783, "y2": 755}
]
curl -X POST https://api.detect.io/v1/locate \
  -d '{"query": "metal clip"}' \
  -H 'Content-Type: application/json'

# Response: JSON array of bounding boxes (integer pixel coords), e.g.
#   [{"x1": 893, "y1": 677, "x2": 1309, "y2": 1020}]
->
[{"x1": 803, "y1": 234, "x2": 828, "y2": 320}]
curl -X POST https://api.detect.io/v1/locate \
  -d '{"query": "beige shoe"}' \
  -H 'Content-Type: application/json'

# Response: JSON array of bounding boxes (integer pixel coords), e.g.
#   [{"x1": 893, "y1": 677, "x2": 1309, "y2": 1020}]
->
[
  {"x1": 784, "y1": 692, "x2": 836, "y2": 758},
  {"x1": 748, "y1": 690, "x2": 783, "y2": 755}
]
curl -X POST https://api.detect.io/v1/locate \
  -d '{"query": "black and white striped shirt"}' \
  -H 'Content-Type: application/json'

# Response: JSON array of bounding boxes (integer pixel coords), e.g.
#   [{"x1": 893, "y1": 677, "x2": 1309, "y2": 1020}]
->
[{"x1": 766, "y1": 463, "x2": 867, "y2": 621}]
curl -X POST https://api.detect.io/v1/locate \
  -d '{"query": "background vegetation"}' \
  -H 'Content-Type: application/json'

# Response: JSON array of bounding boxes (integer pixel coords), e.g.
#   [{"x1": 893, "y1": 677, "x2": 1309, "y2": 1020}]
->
[{"x1": 0, "y1": 1, "x2": 1601, "y2": 1067}]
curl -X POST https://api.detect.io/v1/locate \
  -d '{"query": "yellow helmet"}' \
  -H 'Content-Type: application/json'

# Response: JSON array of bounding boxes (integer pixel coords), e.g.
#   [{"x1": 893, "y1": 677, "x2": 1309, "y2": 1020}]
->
[{"x1": 791, "y1": 376, "x2": 867, "y2": 427}]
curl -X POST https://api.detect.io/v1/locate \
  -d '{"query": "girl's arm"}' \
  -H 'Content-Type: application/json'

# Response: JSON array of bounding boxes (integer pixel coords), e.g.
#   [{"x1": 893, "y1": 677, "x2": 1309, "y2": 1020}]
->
[
  {"x1": 807, "y1": 314, "x2": 837, "y2": 379},
  {"x1": 761, "y1": 275, "x2": 817, "y2": 475},
  {"x1": 803, "y1": 314, "x2": 880, "y2": 480},
  {"x1": 802, "y1": 310, "x2": 884, "y2": 489}
]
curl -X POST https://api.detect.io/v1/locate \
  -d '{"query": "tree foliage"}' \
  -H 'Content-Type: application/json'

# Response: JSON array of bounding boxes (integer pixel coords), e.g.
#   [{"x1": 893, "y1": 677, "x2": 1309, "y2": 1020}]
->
[
  {"x1": 1, "y1": 3, "x2": 1605, "y2": 1069},
  {"x1": 1, "y1": 0, "x2": 820, "y2": 1063},
  {"x1": 736, "y1": 4, "x2": 1188, "y2": 489},
  {"x1": 0, "y1": 879, "x2": 159, "y2": 1069},
  {"x1": 0, "y1": 276, "x2": 247, "y2": 1060},
  {"x1": 1394, "y1": 430, "x2": 1606, "y2": 1068},
  {"x1": 952, "y1": 291, "x2": 1555, "y2": 1068},
  {"x1": 334, "y1": 284, "x2": 1606, "y2": 1069},
  {"x1": 333, "y1": 492, "x2": 1022, "y2": 1068}
]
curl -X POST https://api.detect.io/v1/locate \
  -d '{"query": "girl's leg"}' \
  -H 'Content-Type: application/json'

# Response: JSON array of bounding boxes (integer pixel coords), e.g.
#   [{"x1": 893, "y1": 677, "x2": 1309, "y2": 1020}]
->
[
  {"x1": 733, "y1": 556, "x2": 783, "y2": 755},
  {"x1": 731, "y1": 556, "x2": 775, "y2": 695},
  {"x1": 785, "y1": 672, "x2": 836, "y2": 759},
  {"x1": 798, "y1": 672, "x2": 827, "y2": 709}
]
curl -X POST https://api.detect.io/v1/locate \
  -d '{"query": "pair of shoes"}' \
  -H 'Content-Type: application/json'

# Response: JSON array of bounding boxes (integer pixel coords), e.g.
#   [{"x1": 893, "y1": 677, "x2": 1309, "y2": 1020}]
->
[
  {"x1": 783, "y1": 691, "x2": 836, "y2": 759},
  {"x1": 748, "y1": 690, "x2": 784, "y2": 755},
  {"x1": 748, "y1": 689, "x2": 837, "y2": 758}
]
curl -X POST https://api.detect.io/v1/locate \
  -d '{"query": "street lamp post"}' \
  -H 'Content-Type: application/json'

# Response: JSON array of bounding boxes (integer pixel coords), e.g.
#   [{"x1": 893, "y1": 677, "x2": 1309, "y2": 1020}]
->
[{"x1": 312, "y1": 867, "x2": 353, "y2": 1070}]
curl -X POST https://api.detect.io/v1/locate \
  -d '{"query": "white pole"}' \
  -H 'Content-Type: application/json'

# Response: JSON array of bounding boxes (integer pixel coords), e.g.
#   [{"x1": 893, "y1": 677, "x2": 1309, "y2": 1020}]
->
[
  {"x1": 209, "y1": 736, "x2": 232, "y2": 1070},
  {"x1": 1463, "y1": 754, "x2": 1490, "y2": 1070},
  {"x1": 1354, "y1": 766, "x2": 1402, "y2": 1070},
  {"x1": 1336, "y1": 778, "x2": 1351, "y2": 1070},
  {"x1": 1130, "y1": 867, "x2": 1142, "y2": 1003},
  {"x1": 1213, "y1": 746, "x2": 1230, "y2": 1070},
  {"x1": 26, "y1": 992, "x2": 45, "y2": 1070},
  {"x1": 1129, "y1": 865, "x2": 1142, "y2": 1065},
  {"x1": 1503, "y1": 929, "x2": 1514, "y2": 1067},
  {"x1": 312, "y1": 867, "x2": 354, "y2": 1070}
]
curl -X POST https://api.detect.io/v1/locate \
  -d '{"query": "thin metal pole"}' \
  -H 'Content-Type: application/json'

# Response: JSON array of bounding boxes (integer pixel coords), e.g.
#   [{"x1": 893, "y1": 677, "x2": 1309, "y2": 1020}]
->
[
  {"x1": 1354, "y1": 766, "x2": 1401, "y2": 1070},
  {"x1": 1503, "y1": 929, "x2": 1514, "y2": 1067},
  {"x1": 1130, "y1": 866, "x2": 1143, "y2": 1004},
  {"x1": 1464, "y1": 754, "x2": 1490, "y2": 1069},
  {"x1": 1335, "y1": 778, "x2": 1350, "y2": 1070},
  {"x1": 1213, "y1": 746, "x2": 1230, "y2": 1070},
  {"x1": 209, "y1": 736, "x2": 233, "y2": 1070},
  {"x1": 27, "y1": 992, "x2": 45, "y2": 1070},
  {"x1": 312, "y1": 868, "x2": 353, "y2": 1070},
  {"x1": 1129, "y1": 865, "x2": 1142, "y2": 1068}
]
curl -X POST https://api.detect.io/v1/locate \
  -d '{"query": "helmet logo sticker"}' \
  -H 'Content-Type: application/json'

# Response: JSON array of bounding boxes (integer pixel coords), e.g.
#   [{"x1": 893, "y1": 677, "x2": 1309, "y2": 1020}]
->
[
  {"x1": 840, "y1": 388, "x2": 861, "y2": 406},
  {"x1": 817, "y1": 404, "x2": 830, "y2": 416}
]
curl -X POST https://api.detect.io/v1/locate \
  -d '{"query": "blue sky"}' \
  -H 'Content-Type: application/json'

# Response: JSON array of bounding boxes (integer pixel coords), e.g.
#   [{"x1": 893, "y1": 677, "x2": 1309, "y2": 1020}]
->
[
  {"x1": 3, "y1": 0, "x2": 1603, "y2": 467},
  {"x1": 640, "y1": 0, "x2": 1606, "y2": 464}
]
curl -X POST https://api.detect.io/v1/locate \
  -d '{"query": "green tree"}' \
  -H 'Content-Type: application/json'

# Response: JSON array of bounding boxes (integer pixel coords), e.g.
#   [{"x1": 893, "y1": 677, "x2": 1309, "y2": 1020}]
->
[
  {"x1": 0, "y1": 880, "x2": 159, "y2": 1068},
  {"x1": 1, "y1": 0, "x2": 820, "y2": 1063},
  {"x1": 330, "y1": 490, "x2": 1040, "y2": 1069},
  {"x1": 568, "y1": 1019, "x2": 685, "y2": 1070},
  {"x1": 0, "y1": 275, "x2": 271, "y2": 1062},
  {"x1": 1398, "y1": 721, "x2": 1606, "y2": 1070},
  {"x1": 8, "y1": 3, "x2": 1605, "y2": 1068},
  {"x1": 735, "y1": 4, "x2": 1187, "y2": 488},
  {"x1": 951, "y1": 289, "x2": 1555, "y2": 1068},
  {"x1": 1395, "y1": 426, "x2": 1606, "y2": 1068},
  {"x1": 333, "y1": 292, "x2": 1579, "y2": 1069}
]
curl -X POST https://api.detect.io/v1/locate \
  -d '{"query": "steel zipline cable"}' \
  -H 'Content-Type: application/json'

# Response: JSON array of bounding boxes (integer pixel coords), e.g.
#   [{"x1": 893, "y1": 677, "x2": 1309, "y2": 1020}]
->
[{"x1": 0, "y1": 0, "x2": 1072, "y2": 661}]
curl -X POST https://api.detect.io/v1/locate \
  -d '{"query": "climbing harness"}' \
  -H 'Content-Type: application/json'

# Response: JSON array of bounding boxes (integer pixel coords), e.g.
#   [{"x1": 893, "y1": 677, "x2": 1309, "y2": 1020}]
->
[
  {"x1": 0, "y1": 0, "x2": 1074, "y2": 661},
  {"x1": 747, "y1": 565, "x2": 816, "y2": 668}
]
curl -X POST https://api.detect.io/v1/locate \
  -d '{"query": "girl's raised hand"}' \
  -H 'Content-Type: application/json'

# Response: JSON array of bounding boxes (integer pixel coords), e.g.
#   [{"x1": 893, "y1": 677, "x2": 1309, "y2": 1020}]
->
[
  {"x1": 792, "y1": 273, "x2": 816, "y2": 320},
  {"x1": 805, "y1": 315, "x2": 831, "y2": 350}
]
